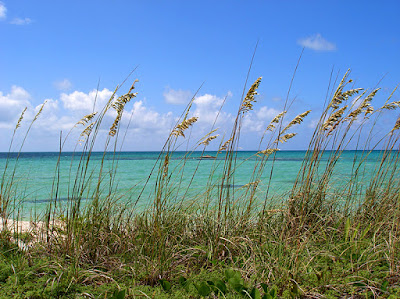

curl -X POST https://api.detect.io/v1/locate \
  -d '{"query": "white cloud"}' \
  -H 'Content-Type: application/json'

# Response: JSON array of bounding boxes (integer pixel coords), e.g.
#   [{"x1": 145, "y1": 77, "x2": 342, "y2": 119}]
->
[
  {"x1": 192, "y1": 93, "x2": 230, "y2": 125},
  {"x1": 57, "y1": 88, "x2": 177, "y2": 147},
  {"x1": 189, "y1": 92, "x2": 281, "y2": 136},
  {"x1": 10, "y1": 17, "x2": 32, "y2": 25},
  {"x1": 3, "y1": 85, "x2": 284, "y2": 151},
  {"x1": 58, "y1": 88, "x2": 175, "y2": 136},
  {"x1": 0, "y1": 86, "x2": 32, "y2": 125},
  {"x1": 0, "y1": 2, "x2": 6, "y2": 20},
  {"x1": 256, "y1": 106, "x2": 280, "y2": 120},
  {"x1": 163, "y1": 87, "x2": 191, "y2": 105},
  {"x1": 124, "y1": 100, "x2": 174, "y2": 133},
  {"x1": 298, "y1": 34, "x2": 336, "y2": 52},
  {"x1": 242, "y1": 106, "x2": 280, "y2": 133},
  {"x1": 242, "y1": 114, "x2": 263, "y2": 133},
  {"x1": 33, "y1": 99, "x2": 79, "y2": 133},
  {"x1": 54, "y1": 79, "x2": 72, "y2": 91},
  {"x1": 0, "y1": 3, "x2": 32, "y2": 25},
  {"x1": 194, "y1": 93, "x2": 224, "y2": 107},
  {"x1": 61, "y1": 88, "x2": 114, "y2": 112}
]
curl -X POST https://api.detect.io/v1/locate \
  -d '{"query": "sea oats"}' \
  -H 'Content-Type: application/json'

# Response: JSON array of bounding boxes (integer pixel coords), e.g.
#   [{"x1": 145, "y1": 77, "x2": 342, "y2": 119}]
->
[
  {"x1": 15, "y1": 107, "x2": 27, "y2": 129},
  {"x1": 109, "y1": 81, "x2": 138, "y2": 137},
  {"x1": 358, "y1": 88, "x2": 379, "y2": 116},
  {"x1": 33, "y1": 101, "x2": 47, "y2": 122},
  {"x1": 330, "y1": 88, "x2": 363, "y2": 110},
  {"x1": 382, "y1": 101, "x2": 400, "y2": 110},
  {"x1": 78, "y1": 122, "x2": 95, "y2": 144},
  {"x1": 376, "y1": 86, "x2": 399, "y2": 114},
  {"x1": 328, "y1": 75, "x2": 348, "y2": 109},
  {"x1": 240, "y1": 77, "x2": 262, "y2": 113},
  {"x1": 363, "y1": 88, "x2": 380, "y2": 104},
  {"x1": 275, "y1": 133, "x2": 297, "y2": 144},
  {"x1": 346, "y1": 107, "x2": 362, "y2": 120},
  {"x1": 171, "y1": 116, "x2": 198, "y2": 137},
  {"x1": 346, "y1": 94, "x2": 365, "y2": 120},
  {"x1": 111, "y1": 93, "x2": 137, "y2": 113},
  {"x1": 326, "y1": 122, "x2": 341, "y2": 136},
  {"x1": 339, "y1": 69, "x2": 351, "y2": 86},
  {"x1": 199, "y1": 134, "x2": 219, "y2": 146},
  {"x1": 345, "y1": 90, "x2": 372, "y2": 121},
  {"x1": 322, "y1": 106, "x2": 348, "y2": 130},
  {"x1": 281, "y1": 110, "x2": 311, "y2": 134},
  {"x1": 218, "y1": 137, "x2": 233, "y2": 152},
  {"x1": 328, "y1": 70, "x2": 362, "y2": 110},
  {"x1": 266, "y1": 111, "x2": 286, "y2": 131},
  {"x1": 341, "y1": 88, "x2": 364, "y2": 99},
  {"x1": 76, "y1": 112, "x2": 97, "y2": 126},
  {"x1": 163, "y1": 154, "x2": 169, "y2": 178},
  {"x1": 392, "y1": 117, "x2": 400, "y2": 132},
  {"x1": 199, "y1": 128, "x2": 219, "y2": 145},
  {"x1": 257, "y1": 148, "x2": 280, "y2": 156},
  {"x1": 128, "y1": 79, "x2": 139, "y2": 94},
  {"x1": 104, "y1": 85, "x2": 119, "y2": 111},
  {"x1": 364, "y1": 105, "x2": 374, "y2": 116},
  {"x1": 344, "y1": 89, "x2": 378, "y2": 120}
]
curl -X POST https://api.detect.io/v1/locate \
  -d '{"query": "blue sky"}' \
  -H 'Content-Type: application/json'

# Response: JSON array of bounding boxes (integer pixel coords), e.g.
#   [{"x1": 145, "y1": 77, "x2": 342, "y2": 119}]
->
[{"x1": 0, "y1": 0, "x2": 399, "y2": 151}]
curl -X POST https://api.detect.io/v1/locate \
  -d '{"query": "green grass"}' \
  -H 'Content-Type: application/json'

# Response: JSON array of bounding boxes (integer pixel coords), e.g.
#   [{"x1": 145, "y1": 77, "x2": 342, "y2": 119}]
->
[{"x1": 1, "y1": 70, "x2": 400, "y2": 298}]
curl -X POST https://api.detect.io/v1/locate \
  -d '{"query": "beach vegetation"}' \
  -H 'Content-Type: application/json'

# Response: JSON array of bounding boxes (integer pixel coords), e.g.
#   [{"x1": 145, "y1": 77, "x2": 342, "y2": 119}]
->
[{"x1": 1, "y1": 68, "x2": 400, "y2": 298}]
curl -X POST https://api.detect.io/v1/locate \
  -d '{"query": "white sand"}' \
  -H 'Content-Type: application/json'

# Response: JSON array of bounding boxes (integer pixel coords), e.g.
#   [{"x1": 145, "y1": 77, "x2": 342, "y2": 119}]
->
[
  {"x1": 0, "y1": 218, "x2": 44, "y2": 233},
  {"x1": 0, "y1": 218, "x2": 46, "y2": 251},
  {"x1": 1, "y1": 218, "x2": 66, "y2": 251}
]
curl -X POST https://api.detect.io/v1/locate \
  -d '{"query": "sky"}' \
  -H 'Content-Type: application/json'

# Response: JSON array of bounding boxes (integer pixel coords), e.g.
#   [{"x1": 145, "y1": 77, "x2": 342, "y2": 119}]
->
[{"x1": 0, "y1": 0, "x2": 400, "y2": 152}]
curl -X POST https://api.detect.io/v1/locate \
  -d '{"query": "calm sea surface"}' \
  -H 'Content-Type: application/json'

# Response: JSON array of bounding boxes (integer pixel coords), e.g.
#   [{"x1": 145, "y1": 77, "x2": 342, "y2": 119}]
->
[{"x1": 0, "y1": 151, "x2": 397, "y2": 218}]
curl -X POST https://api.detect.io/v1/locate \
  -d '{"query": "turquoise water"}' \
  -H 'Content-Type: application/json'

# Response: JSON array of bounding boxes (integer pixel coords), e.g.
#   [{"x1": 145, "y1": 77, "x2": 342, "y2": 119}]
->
[{"x1": 0, "y1": 151, "x2": 397, "y2": 218}]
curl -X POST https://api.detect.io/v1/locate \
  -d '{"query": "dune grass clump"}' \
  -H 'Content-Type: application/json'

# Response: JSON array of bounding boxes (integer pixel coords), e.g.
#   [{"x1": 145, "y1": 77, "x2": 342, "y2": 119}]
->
[{"x1": 0, "y1": 70, "x2": 400, "y2": 298}]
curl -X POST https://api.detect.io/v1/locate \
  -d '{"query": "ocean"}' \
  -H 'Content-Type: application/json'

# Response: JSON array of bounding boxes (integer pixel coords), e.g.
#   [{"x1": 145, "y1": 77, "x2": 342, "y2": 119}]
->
[{"x1": 0, "y1": 150, "x2": 396, "y2": 219}]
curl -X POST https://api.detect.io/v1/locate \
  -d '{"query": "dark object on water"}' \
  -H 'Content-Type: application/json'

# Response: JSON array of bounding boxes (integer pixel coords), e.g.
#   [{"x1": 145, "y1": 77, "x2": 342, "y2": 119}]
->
[
  {"x1": 25, "y1": 197, "x2": 88, "y2": 203},
  {"x1": 198, "y1": 155, "x2": 216, "y2": 160}
]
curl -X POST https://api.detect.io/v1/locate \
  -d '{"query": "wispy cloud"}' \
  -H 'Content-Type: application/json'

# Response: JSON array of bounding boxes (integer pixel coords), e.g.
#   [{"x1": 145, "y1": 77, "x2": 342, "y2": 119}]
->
[
  {"x1": 0, "y1": 2, "x2": 33, "y2": 25},
  {"x1": 163, "y1": 87, "x2": 191, "y2": 105},
  {"x1": 271, "y1": 96, "x2": 282, "y2": 102},
  {"x1": 0, "y1": 2, "x2": 7, "y2": 20},
  {"x1": 10, "y1": 17, "x2": 32, "y2": 25},
  {"x1": 298, "y1": 33, "x2": 336, "y2": 52},
  {"x1": 54, "y1": 79, "x2": 72, "y2": 91},
  {"x1": 307, "y1": 118, "x2": 319, "y2": 129}
]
